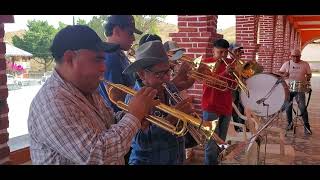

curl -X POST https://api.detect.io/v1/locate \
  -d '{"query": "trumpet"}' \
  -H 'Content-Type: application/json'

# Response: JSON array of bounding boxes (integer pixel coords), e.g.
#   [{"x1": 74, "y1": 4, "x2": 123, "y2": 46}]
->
[
  {"x1": 127, "y1": 44, "x2": 138, "y2": 59},
  {"x1": 104, "y1": 80, "x2": 218, "y2": 140},
  {"x1": 167, "y1": 52, "x2": 238, "y2": 91},
  {"x1": 162, "y1": 83, "x2": 228, "y2": 147}
]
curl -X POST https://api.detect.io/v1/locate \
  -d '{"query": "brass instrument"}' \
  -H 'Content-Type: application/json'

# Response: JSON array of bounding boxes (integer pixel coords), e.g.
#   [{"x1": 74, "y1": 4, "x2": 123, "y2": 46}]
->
[
  {"x1": 162, "y1": 83, "x2": 228, "y2": 147},
  {"x1": 104, "y1": 80, "x2": 218, "y2": 140},
  {"x1": 167, "y1": 52, "x2": 238, "y2": 91},
  {"x1": 220, "y1": 50, "x2": 251, "y2": 97},
  {"x1": 127, "y1": 44, "x2": 138, "y2": 59}
]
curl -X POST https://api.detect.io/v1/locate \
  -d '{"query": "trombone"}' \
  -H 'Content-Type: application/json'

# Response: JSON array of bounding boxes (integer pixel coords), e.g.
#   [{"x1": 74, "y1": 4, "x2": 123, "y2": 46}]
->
[
  {"x1": 167, "y1": 52, "x2": 238, "y2": 91},
  {"x1": 104, "y1": 80, "x2": 218, "y2": 140},
  {"x1": 220, "y1": 50, "x2": 250, "y2": 97}
]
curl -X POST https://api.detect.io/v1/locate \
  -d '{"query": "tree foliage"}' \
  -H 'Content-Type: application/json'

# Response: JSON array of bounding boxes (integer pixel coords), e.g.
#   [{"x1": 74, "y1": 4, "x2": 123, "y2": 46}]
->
[
  {"x1": 11, "y1": 15, "x2": 167, "y2": 72},
  {"x1": 12, "y1": 20, "x2": 57, "y2": 72}
]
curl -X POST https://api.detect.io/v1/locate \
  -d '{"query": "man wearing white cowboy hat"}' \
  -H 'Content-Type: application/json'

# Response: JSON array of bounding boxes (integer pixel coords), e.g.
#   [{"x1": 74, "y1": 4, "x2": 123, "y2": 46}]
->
[{"x1": 123, "y1": 40, "x2": 195, "y2": 165}]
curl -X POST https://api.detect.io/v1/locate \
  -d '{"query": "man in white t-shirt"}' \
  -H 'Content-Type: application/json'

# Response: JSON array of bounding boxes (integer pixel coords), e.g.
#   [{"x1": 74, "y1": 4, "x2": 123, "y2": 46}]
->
[{"x1": 278, "y1": 49, "x2": 312, "y2": 135}]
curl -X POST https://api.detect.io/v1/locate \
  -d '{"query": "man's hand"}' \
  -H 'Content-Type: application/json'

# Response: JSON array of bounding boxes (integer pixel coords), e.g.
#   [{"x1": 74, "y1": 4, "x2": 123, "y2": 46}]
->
[
  {"x1": 128, "y1": 87, "x2": 159, "y2": 121},
  {"x1": 172, "y1": 62, "x2": 195, "y2": 90},
  {"x1": 197, "y1": 63, "x2": 212, "y2": 75},
  {"x1": 275, "y1": 71, "x2": 289, "y2": 78}
]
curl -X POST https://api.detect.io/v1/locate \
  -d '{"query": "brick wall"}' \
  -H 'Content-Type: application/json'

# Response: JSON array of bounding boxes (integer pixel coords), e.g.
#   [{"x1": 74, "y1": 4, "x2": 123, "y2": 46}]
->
[
  {"x1": 290, "y1": 25, "x2": 295, "y2": 50},
  {"x1": 169, "y1": 15, "x2": 222, "y2": 159},
  {"x1": 272, "y1": 15, "x2": 285, "y2": 73},
  {"x1": 169, "y1": 15, "x2": 220, "y2": 115},
  {"x1": 0, "y1": 15, "x2": 14, "y2": 165},
  {"x1": 283, "y1": 18, "x2": 291, "y2": 62},
  {"x1": 236, "y1": 15, "x2": 260, "y2": 62},
  {"x1": 257, "y1": 15, "x2": 276, "y2": 73}
]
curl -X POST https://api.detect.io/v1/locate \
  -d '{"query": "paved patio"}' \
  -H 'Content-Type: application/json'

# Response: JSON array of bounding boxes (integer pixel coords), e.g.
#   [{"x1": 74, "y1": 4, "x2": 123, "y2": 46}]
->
[{"x1": 186, "y1": 73, "x2": 320, "y2": 165}]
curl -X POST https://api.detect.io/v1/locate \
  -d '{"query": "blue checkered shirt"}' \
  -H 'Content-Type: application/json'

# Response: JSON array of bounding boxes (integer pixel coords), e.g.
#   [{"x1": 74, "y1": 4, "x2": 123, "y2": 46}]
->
[{"x1": 126, "y1": 81, "x2": 185, "y2": 165}]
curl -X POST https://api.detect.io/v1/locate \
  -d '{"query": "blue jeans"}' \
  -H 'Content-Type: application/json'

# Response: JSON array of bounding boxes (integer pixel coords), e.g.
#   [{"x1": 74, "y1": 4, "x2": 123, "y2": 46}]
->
[
  {"x1": 286, "y1": 92, "x2": 310, "y2": 127},
  {"x1": 203, "y1": 111, "x2": 231, "y2": 165}
]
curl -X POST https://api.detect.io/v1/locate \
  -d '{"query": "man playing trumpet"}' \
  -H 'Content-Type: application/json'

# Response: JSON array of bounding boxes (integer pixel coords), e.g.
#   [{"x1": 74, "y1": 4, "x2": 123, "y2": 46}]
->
[{"x1": 123, "y1": 40, "x2": 195, "y2": 165}]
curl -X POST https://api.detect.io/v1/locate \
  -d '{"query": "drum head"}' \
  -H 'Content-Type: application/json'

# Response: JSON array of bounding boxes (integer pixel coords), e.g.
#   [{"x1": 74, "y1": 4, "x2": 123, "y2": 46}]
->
[{"x1": 240, "y1": 73, "x2": 289, "y2": 117}]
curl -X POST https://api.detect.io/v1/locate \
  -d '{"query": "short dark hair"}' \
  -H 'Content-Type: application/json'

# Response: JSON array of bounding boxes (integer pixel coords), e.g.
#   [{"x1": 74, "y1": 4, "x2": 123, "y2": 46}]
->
[
  {"x1": 213, "y1": 38, "x2": 230, "y2": 49},
  {"x1": 139, "y1": 34, "x2": 162, "y2": 46}
]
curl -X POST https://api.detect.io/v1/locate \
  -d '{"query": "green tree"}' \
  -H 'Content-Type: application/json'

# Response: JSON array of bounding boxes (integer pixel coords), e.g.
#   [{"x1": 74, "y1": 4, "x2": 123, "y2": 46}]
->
[
  {"x1": 12, "y1": 20, "x2": 57, "y2": 72},
  {"x1": 87, "y1": 15, "x2": 108, "y2": 40}
]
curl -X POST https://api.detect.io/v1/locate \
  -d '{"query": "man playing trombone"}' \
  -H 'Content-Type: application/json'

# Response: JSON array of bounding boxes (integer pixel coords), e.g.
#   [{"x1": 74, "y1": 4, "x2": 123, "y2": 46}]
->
[{"x1": 198, "y1": 38, "x2": 235, "y2": 165}]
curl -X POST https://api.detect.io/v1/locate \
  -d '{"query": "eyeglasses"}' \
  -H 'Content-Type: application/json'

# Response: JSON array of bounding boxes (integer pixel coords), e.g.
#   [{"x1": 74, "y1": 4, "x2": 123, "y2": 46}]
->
[{"x1": 145, "y1": 68, "x2": 172, "y2": 79}]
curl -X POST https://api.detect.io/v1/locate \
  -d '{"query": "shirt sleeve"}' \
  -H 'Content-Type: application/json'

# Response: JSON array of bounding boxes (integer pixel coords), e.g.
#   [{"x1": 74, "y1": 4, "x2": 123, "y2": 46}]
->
[
  {"x1": 306, "y1": 62, "x2": 312, "y2": 74},
  {"x1": 36, "y1": 99, "x2": 141, "y2": 164},
  {"x1": 279, "y1": 61, "x2": 288, "y2": 72}
]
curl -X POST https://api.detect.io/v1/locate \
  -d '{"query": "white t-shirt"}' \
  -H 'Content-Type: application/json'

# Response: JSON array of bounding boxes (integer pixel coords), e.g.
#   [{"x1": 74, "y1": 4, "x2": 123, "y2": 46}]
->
[{"x1": 279, "y1": 60, "x2": 311, "y2": 83}]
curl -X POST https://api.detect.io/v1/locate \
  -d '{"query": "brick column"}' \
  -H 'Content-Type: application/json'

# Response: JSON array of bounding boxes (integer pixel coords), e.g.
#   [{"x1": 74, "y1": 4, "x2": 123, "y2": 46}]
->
[
  {"x1": 236, "y1": 15, "x2": 259, "y2": 61},
  {"x1": 272, "y1": 15, "x2": 285, "y2": 73},
  {"x1": 290, "y1": 25, "x2": 295, "y2": 50},
  {"x1": 295, "y1": 31, "x2": 300, "y2": 50},
  {"x1": 0, "y1": 15, "x2": 14, "y2": 165},
  {"x1": 283, "y1": 19, "x2": 291, "y2": 62},
  {"x1": 296, "y1": 32, "x2": 301, "y2": 49},
  {"x1": 169, "y1": 15, "x2": 219, "y2": 115},
  {"x1": 257, "y1": 15, "x2": 276, "y2": 73}
]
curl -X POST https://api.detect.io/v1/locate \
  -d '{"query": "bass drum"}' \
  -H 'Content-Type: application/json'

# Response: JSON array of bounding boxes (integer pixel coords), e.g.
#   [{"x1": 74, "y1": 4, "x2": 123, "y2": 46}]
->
[{"x1": 240, "y1": 73, "x2": 289, "y2": 117}]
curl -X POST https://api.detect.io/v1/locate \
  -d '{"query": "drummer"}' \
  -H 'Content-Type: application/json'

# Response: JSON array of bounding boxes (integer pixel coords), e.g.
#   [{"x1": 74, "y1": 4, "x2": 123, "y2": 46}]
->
[{"x1": 278, "y1": 49, "x2": 312, "y2": 135}]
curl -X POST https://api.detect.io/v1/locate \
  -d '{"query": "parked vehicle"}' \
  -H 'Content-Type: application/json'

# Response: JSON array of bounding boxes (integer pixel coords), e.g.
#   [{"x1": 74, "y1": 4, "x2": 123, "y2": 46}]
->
[{"x1": 7, "y1": 74, "x2": 21, "y2": 90}]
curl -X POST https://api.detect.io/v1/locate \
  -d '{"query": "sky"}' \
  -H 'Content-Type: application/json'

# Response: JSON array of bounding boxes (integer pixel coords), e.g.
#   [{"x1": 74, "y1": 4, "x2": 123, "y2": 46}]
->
[{"x1": 4, "y1": 15, "x2": 235, "y2": 32}]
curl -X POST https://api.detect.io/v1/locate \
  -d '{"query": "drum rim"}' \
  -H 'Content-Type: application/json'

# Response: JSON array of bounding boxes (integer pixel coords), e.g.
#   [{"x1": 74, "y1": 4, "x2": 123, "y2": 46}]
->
[{"x1": 239, "y1": 73, "x2": 289, "y2": 117}]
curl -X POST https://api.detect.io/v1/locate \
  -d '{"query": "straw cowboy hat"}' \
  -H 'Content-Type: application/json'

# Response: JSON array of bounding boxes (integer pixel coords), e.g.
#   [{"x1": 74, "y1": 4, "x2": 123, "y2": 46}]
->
[{"x1": 123, "y1": 40, "x2": 169, "y2": 74}]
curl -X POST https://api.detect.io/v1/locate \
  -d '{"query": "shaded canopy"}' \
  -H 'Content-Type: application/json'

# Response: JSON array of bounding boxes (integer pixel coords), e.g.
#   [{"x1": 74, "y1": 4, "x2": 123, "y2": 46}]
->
[{"x1": 5, "y1": 42, "x2": 32, "y2": 58}]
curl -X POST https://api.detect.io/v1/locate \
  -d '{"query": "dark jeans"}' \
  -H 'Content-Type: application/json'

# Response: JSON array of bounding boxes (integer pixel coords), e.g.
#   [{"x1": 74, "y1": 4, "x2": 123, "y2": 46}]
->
[
  {"x1": 286, "y1": 92, "x2": 310, "y2": 127},
  {"x1": 124, "y1": 147, "x2": 132, "y2": 165},
  {"x1": 203, "y1": 111, "x2": 231, "y2": 165},
  {"x1": 232, "y1": 90, "x2": 245, "y2": 131}
]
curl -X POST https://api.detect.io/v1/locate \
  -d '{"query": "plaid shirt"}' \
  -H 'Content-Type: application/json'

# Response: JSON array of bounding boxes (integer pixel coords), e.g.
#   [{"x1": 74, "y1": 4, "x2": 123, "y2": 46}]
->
[
  {"x1": 126, "y1": 81, "x2": 185, "y2": 165},
  {"x1": 28, "y1": 70, "x2": 141, "y2": 165}
]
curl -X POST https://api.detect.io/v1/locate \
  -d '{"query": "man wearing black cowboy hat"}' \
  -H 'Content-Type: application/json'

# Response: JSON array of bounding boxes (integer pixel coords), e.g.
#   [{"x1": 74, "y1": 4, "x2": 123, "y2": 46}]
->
[
  {"x1": 98, "y1": 15, "x2": 143, "y2": 113},
  {"x1": 123, "y1": 40, "x2": 195, "y2": 165}
]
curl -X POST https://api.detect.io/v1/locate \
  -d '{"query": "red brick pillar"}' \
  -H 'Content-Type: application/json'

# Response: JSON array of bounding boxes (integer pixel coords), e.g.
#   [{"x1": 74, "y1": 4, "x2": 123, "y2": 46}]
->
[
  {"x1": 290, "y1": 25, "x2": 295, "y2": 50},
  {"x1": 295, "y1": 31, "x2": 300, "y2": 50},
  {"x1": 0, "y1": 15, "x2": 14, "y2": 165},
  {"x1": 169, "y1": 15, "x2": 220, "y2": 115},
  {"x1": 257, "y1": 15, "x2": 276, "y2": 73},
  {"x1": 272, "y1": 15, "x2": 285, "y2": 73},
  {"x1": 236, "y1": 15, "x2": 259, "y2": 61},
  {"x1": 283, "y1": 18, "x2": 291, "y2": 62}
]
